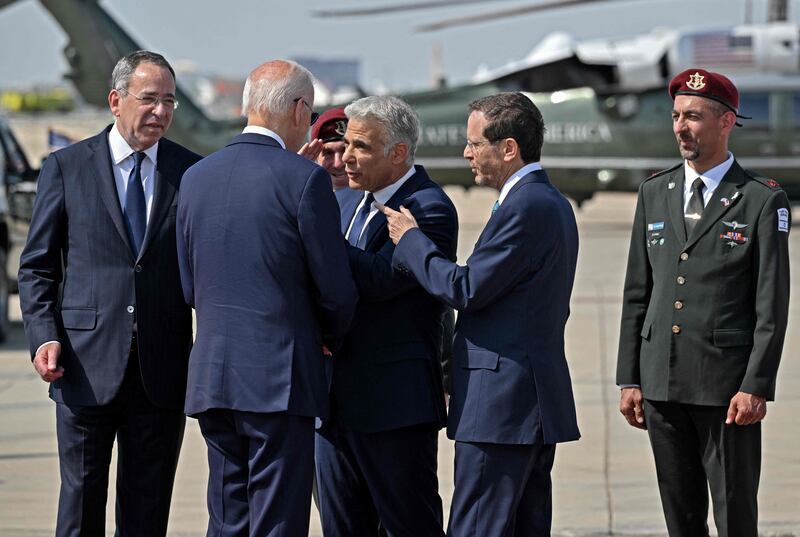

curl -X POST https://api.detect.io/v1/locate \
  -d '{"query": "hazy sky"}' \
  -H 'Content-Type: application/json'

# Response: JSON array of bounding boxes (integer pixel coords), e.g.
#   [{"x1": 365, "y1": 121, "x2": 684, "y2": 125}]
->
[{"x1": 0, "y1": 0, "x2": 797, "y2": 93}]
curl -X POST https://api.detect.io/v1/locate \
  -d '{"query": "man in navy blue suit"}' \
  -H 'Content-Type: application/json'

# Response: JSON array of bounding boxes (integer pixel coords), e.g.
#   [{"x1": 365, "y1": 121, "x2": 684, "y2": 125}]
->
[
  {"x1": 381, "y1": 92, "x2": 580, "y2": 537},
  {"x1": 176, "y1": 60, "x2": 357, "y2": 537},
  {"x1": 314, "y1": 96, "x2": 458, "y2": 537},
  {"x1": 18, "y1": 51, "x2": 201, "y2": 536}
]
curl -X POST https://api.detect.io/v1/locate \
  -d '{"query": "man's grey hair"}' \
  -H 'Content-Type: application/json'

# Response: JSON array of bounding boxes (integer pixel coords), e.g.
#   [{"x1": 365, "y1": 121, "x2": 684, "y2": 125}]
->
[
  {"x1": 242, "y1": 61, "x2": 315, "y2": 118},
  {"x1": 345, "y1": 96, "x2": 420, "y2": 165},
  {"x1": 111, "y1": 50, "x2": 175, "y2": 91}
]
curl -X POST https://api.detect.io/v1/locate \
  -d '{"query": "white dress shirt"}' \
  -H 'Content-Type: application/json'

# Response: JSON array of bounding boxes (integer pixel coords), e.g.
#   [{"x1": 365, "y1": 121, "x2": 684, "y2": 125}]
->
[
  {"x1": 109, "y1": 124, "x2": 158, "y2": 223},
  {"x1": 346, "y1": 166, "x2": 416, "y2": 244},
  {"x1": 682, "y1": 152, "x2": 734, "y2": 212},
  {"x1": 242, "y1": 125, "x2": 286, "y2": 149},
  {"x1": 497, "y1": 161, "x2": 543, "y2": 206}
]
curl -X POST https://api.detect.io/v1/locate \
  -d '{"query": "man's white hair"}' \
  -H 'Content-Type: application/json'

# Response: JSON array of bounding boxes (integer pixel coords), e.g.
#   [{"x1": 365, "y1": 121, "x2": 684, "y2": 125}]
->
[
  {"x1": 345, "y1": 96, "x2": 420, "y2": 165},
  {"x1": 242, "y1": 60, "x2": 315, "y2": 118}
]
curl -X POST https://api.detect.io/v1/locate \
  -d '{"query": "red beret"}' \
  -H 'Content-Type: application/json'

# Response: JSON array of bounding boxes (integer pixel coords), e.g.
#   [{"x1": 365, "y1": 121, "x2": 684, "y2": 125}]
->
[
  {"x1": 669, "y1": 68, "x2": 739, "y2": 114},
  {"x1": 310, "y1": 107, "x2": 348, "y2": 142}
]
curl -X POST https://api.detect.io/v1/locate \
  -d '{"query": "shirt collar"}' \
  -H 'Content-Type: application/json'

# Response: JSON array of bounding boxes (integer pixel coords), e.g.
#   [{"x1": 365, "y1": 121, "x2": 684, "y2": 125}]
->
[
  {"x1": 242, "y1": 125, "x2": 286, "y2": 150},
  {"x1": 370, "y1": 166, "x2": 416, "y2": 205},
  {"x1": 683, "y1": 152, "x2": 734, "y2": 194},
  {"x1": 109, "y1": 122, "x2": 159, "y2": 166},
  {"x1": 498, "y1": 161, "x2": 542, "y2": 205}
]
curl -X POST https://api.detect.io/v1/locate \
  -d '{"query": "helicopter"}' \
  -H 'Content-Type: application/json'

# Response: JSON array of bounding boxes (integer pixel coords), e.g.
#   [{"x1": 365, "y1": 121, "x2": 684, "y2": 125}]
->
[{"x1": 1, "y1": 0, "x2": 799, "y2": 206}]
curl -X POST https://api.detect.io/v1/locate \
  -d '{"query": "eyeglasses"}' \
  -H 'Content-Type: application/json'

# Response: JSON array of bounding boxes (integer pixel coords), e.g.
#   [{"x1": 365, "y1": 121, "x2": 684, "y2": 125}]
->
[
  {"x1": 294, "y1": 97, "x2": 319, "y2": 126},
  {"x1": 118, "y1": 88, "x2": 179, "y2": 110},
  {"x1": 465, "y1": 139, "x2": 497, "y2": 151}
]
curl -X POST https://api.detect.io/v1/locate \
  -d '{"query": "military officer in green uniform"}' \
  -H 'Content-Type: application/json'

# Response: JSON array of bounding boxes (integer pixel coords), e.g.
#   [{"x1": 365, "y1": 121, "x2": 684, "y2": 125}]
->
[{"x1": 616, "y1": 68, "x2": 790, "y2": 537}]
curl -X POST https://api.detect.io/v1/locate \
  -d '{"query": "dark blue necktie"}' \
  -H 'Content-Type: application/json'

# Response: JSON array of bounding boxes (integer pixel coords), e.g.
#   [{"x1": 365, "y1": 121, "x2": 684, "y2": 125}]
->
[
  {"x1": 348, "y1": 192, "x2": 374, "y2": 248},
  {"x1": 124, "y1": 152, "x2": 147, "y2": 255}
]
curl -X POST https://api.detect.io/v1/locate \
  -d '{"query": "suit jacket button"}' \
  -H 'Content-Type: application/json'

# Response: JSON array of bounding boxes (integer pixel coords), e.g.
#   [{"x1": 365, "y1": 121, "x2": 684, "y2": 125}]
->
[
  {"x1": 674, "y1": 300, "x2": 684, "y2": 310},
  {"x1": 680, "y1": 252, "x2": 689, "y2": 261},
  {"x1": 126, "y1": 305, "x2": 135, "y2": 314},
  {"x1": 135, "y1": 265, "x2": 142, "y2": 272},
  {"x1": 677, "y1": 276, "x2": 686, "y2": 285},
  {"x1": 671, "y1": 324, "x2": 681, "y2": 334}
]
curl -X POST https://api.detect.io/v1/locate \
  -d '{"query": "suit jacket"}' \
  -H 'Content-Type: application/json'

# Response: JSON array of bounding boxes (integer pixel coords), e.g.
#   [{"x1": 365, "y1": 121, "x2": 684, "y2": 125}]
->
[
  {"x1": 18, "y1": 126, "x2": 201, "y2": 410},
  {"x1": 616, "y1": 161, "x2": 790, "y2": 404},
  {"x1": 177, "y1": 133, "x2": 357, "y2": 418},
  {"x1": 393, "y1": 169, "x2": 580, "y2": 445},
  {"x1": 332, "y1": 165, "x2": 458, "y2": 433}
]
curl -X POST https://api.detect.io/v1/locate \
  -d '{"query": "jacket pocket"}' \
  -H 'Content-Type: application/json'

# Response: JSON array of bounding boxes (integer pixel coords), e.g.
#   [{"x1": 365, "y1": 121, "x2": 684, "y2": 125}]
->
[
  {"x1": 462, "y1": 349, "x2": 500, "y2": 370},
  {"x1": 713, "y1": 329, "x2": 753, "y2": 348},
  {"x1": 60, "y1": 308, "x2": 97, "y2": 330}
]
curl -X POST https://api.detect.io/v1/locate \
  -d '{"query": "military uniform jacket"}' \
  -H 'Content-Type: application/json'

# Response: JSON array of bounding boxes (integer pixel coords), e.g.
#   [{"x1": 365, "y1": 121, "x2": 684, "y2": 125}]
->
[{"x1": 616, "y1": 160, "x2": 790, "y2": 405}]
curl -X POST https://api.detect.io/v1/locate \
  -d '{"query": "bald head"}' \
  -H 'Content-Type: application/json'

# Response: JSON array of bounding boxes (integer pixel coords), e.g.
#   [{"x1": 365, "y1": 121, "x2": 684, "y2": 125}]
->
[
  {"x1": 242, "y1": 60, "x2": 314, "y2": 121},
  {"x1": 241, "y1": 59, "x2": 315, "y2": 152}
]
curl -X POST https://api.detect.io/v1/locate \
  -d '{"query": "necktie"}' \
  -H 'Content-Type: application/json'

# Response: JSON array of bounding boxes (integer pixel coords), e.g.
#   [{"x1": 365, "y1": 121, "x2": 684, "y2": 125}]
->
[
  {"x1": 124, "y1": 152, "x2": 147, "y2": 255},
  {"x1": 492, "y1": 200, "x2": 500, "y2": 214},
  {"x1": 348, "y1": 192, "x2": 374, "y2": 248},
  {"x1": 684, "y1": 177, "x2": 705, "y2": 235}
]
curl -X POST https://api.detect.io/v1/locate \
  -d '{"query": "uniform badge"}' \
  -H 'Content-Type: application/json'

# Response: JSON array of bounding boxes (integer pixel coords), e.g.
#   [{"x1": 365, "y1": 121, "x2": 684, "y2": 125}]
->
[
  {"x1": 767, "y1": 179, "x2": 781, "y2": 188},
  {"x1": 722, "y1": 220, "x2": 748, "y2": 230},
  {"x1": 648, "y1": 222, "x2": 665, "y2": 231},
  {"x1": 719, "y1": 231, "x2": 749, "y2": 247},
  {"x1": 778, "y1": 208, "x2": 789, "y2": 232},
  {"x1": 334, "y1": 120, "x2": 347, "y2": 137},
  {"x1": 668, "y1": 182, "x2": 675, "y2": 190},
  {"x1": 721, "y1": 197, "x2": 730, "y2": 207},
  {"x1": 687, "y1": 72, "x2": 706, "y2": 90}
]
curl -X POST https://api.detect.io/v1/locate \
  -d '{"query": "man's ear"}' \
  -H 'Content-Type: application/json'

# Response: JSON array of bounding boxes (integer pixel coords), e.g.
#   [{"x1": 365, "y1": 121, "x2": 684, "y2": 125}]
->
[
  {"x1": 108, "y1": 89, "x2": 121, "y2": 118},
  {"x1": 501, "y1": 138, "x2": 520, "y2": 163},
  {"x1": 390, "y1": 143, "x2": 409, "y2": 165}
]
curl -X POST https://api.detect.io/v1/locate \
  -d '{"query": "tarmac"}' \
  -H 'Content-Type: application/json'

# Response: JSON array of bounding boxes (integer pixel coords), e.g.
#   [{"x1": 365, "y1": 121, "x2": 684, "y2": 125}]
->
[{"x1": 1, "y1": 188, "x2": 798, "y2": 536}]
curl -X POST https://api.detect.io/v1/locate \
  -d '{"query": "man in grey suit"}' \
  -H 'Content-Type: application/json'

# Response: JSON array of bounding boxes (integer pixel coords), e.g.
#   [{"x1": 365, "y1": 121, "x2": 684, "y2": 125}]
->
[
  {"x1": 18, "y1": 51, "x2": 200, "y2": 536},
  {"x1": 617, "y1": 68, "x2": 790, "y2": 537}
]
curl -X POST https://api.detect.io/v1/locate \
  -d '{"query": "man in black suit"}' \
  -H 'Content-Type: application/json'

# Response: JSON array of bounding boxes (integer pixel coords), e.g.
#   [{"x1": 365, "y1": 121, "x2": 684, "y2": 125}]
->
[
  {"x1": 617, "y1": 69, "x2": 790, "y2": 537},
  {"x1": 18, "y1": 50, "x2": 201, "y2": 537},
  {"x1": 315, "y1": 96, "x2": 458, "y2": 537}
]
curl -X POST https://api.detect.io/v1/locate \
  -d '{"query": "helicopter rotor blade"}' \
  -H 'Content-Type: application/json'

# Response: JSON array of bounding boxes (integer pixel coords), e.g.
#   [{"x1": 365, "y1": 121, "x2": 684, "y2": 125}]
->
[
  {"x1": 416, "y1": 0, "x2": 635, "y2": 32},
  {"x1": 312, "y1": 0, "x2": 524, "y2": 18}
]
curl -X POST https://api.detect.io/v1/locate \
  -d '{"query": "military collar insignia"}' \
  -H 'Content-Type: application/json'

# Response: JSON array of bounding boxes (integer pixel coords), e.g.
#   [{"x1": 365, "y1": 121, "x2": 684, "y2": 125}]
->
[
  {"x1": 668, "y1": 181, "x2": 676, "y2": 189},
  {"x1": 687, "y1": 72, "x2": 706, "y2": 90},
  {"x1": 721, "y1": 197, "x2": 730, "y2": 207}
]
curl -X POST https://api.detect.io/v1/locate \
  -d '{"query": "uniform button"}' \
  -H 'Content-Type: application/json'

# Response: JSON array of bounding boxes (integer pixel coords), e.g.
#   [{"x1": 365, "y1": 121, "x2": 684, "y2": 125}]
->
[
  {"x1": 677, "y1": 276, "x2": 686, "y2": 285},
  {"x1": 134, "y1": 265, "x2": 142, "y2": 272},
  {"x1": 671, "y1": 324, "x2": 681, "y2": 334},
  {"x1": 674, "y1": 300, "x2": 684, "y2": 310},
  {"x1": 680, "y1": 252, "x2": 689, "y2": 261},
  {"x1": 126, "y1": 305, "x2": 135, "y2": 314}
]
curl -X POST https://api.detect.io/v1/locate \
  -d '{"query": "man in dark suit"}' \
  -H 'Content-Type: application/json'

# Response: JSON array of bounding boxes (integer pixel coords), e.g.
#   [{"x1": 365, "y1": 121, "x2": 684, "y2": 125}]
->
[
  {"x1": 314, "y1": 96, "x2": 457, "y2": 537},
  {"x1": 18, "y1": 50, "x2": 200, "y2": 537},
  {"x1": 616, "y1": 69, "x2": 790, "y2": 537},
  {"x1": 381, "y1": 92, "x2": 580, "y2": 537},
  {"x1": 176, "y1": 60, "x2": 357, "y2": 537}
]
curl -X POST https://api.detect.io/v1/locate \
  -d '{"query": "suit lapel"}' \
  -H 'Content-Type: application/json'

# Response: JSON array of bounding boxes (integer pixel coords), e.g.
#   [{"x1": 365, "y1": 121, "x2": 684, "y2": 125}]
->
[
  {"x1": 139, "y1": 148, "x2": 177, "y2": 260},
  {"x1": 362, "y1": 166, "x2": 428, "y2": 251},
  {"x1": 90, "y1": 130, "x2": 136, "y2": 260},
  {"x1": 666, "y1": 168, "x2": 687, "y2": 245},
  {"x1": 474, "y1": 170, "x2": 546, "y2": 248},
  {"x1": 684, "y1": 162, "x2": 746, "y2": 250}
]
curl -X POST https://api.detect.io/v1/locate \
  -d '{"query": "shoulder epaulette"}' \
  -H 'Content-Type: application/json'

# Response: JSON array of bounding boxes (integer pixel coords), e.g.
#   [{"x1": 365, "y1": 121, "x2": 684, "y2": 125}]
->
[
  {"x1": 643, "y1": 162, "x2": 682, "y2": 183},
  {"x1": 743, "y1": 169, "x2": 783, "y2": 191}
]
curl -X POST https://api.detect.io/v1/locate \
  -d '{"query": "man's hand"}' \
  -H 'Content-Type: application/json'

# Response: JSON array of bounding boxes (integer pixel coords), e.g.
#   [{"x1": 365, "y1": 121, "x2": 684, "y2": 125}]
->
[
  {"x1": 377, "y1": 203, "x2": 418, "y2": 245},
  {"x1": 726, "y1": 391, "x2": 767, "y2": 426},
  {"x1": 33, "y1": 342, "x2": 64, "y2": 382},
  {"x1": 298, "y1": 138, "x2": 323, "y2": 161},
  {"x1": 619, "y1": 387, "x2": 646, "y2": 430}
]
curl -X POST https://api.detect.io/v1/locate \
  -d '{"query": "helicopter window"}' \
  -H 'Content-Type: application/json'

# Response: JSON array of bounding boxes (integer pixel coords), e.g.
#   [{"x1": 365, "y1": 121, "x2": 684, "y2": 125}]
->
[
  {"x1": 792, "y1": 95, "x2": 800, "y2": 124},
  {"x1": 738, "y1": 93, "x2": 769, "y2": 127}
]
